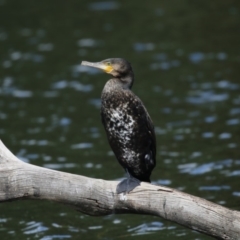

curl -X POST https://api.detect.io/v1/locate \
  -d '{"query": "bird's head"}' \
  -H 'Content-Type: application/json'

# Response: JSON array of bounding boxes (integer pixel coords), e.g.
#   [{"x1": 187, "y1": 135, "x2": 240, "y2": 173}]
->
[{"x1": 81, "y1": 58, "x2": 134, "y2": 89}]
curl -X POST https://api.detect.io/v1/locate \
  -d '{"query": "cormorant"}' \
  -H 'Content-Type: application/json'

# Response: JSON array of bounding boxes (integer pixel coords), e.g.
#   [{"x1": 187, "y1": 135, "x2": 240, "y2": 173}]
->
[{"x1": 81, "y1": 58, "x2": 156, "y2": 193}]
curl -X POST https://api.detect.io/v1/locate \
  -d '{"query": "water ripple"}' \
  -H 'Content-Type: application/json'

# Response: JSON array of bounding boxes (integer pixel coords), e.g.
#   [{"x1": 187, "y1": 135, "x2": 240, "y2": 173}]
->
[
  {"x1": 186, "y1": 91, "x2": 229, "y2": 104},
  {"x1": 77, "y1": 38, "x2": 99, "y2": 47},
  {"x1": 128, "y1": 222, "x2": 164, "y2": 236},
  {"x1": 0, "y1": 218, "x2": 7, "y2": 223},
  {"x1": 227, "y1": 170, "x2": 240, "y2": 176},
  {"x1": 189, "y1": 52, "x2": 228, "y2": 64},
  {"x1": 51, "y1": 80, "x2": 93, "y2": 92},
  {"x1": 150, "y1": 59, "x2": 180, "y2": 70},
  {"x1": 0, "y1": 76, "x2": 33, "y2": 97},
  {"x1": 189, "y1": 52, "x2": 205, "y2": 64},
  {"x1": 89, "y1": 98, "x2": 101, "y2": 108},
  {"x1": 71, "y1": 142, "x2": 93, "y2": 149},
  {"x1": 230, "y1": 108, "x2": 240, "y2": 115},
  {"x1": 12, "y1": 90, "x2": 33, "y2": 98},
  {"x1": 178, "y1": 159, "x2": 233, "y2": 175},
  {"x1": 199, "y1": 185, "x2": 230, "y2": 191},
  {"x1": 226, "y1": 118, "x2": 240, "y2": 125},
  {"x1": 43, "y1": 163, "x2": 77, "y2": 170},
  {"x1": 21, "y1": 139, "x2": 50, "y2": 146},
  {"x1": 88, "y1": 225, "x2": 103, "y2": 230},
  {"x1": 216, "y1": 80, "x2": 239, "y2": 90},
  {"x1": 22, "y1": 221, "x2": 48, "y2": 235},
  {"x1": 73, "y1": 64, "x2": 100, "y2": 75},
  {"x1": 219, "y1": 133, "x2": 231, "y2": 139},
  {"x1": 233, "y1": 192, "x2": 240, "y2": 196},
  {"x1": 41, "y1": 235, "x2": 71, "y2": 240},
  {"x1": 43, "y1": 91, "x2": 59, "y2": 98},
  {"x1": 155, "y1": 179, "x2": 172, "y2": 185},
  {"x1": 59, "y1": 118, "x2": 71, "y2": 126},
  {"x1": 202, "y1": 132, "x2": 214, "y2": 138},
  {"x1": 10, "y1": 51, "x2": 22, "y2": 60},
  {"x1": 38, "y1": 43, "x2": 54, "y2": 51},
  {"x1": 134, "y1": 42, "x2": 155, "y2": 52},
  {"x1": 166, "y1": 119, "x2": 192, "y2": 127}
]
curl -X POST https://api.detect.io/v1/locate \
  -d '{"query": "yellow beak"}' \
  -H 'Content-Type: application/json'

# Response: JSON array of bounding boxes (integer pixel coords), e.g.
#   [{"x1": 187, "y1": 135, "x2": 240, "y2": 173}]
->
[{"x1": 81, "y1": 61, "x2": 113, "y2": 73}]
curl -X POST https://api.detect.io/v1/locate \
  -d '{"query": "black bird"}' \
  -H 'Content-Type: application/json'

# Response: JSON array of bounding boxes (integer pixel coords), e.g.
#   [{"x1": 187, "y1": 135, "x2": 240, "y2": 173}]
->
[{"x1": 81, "y1": 58, "x2": 156, "y2": 193}]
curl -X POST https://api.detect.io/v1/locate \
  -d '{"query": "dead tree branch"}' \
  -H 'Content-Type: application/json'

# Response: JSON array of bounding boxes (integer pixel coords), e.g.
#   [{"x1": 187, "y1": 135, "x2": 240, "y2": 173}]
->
[{"x1": 0, "y1": 140, "x2": 239, "y2": 239}]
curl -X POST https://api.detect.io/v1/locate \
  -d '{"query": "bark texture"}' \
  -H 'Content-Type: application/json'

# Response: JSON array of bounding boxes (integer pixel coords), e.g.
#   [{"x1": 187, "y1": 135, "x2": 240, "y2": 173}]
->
[{"x1": 0, "y1": 140, "x2": 239, "y2": 239}]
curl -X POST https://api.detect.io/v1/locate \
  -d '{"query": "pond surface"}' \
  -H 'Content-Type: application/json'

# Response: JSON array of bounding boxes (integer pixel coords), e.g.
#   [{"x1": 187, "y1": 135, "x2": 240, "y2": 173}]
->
[{"x1": 0, "y1": 0, "x2": 240, "y2": 239}]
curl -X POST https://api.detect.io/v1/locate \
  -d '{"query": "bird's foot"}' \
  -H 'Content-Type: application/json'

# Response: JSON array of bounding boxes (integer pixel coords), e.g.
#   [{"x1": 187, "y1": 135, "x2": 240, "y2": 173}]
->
[{"x1": 116, "y1": 177, "x2": 140, "y2": 194}]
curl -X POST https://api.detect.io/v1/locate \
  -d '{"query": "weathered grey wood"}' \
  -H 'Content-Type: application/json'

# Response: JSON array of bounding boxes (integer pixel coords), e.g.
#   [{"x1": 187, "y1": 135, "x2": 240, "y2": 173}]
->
[{"x1": 0, "y1": 140, "x2": 239, "y2": 239}]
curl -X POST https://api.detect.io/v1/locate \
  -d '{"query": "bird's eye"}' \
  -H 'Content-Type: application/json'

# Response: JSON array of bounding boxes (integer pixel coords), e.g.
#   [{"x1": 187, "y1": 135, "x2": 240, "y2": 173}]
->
[{"x1": 106, "y1": 62, "x2": 111, "y2": 66}]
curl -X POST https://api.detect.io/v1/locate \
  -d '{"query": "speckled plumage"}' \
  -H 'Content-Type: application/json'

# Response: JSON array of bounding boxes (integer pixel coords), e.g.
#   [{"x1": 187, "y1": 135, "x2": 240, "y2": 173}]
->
[{"x1": 101, "y1": 77, "x2": 156, "y2": 183}]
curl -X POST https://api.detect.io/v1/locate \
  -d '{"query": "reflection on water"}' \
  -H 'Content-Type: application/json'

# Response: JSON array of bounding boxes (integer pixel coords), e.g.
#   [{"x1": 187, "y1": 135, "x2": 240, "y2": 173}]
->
[
  {"x1": 0, "y1": 0, "x2": 240, "y2": 239},
  {"x1": 23, "y1": 221, "x2": 49, "y2": 235},
  {"x1": 51, "y1": 80, "x2": 93, "y2": 92},
  {"x1": 128, "y1": 222, "x2": 164, "y2": 236},
  {"x1": 189, "y1": 52, "x2": 228, "y2": 64},
  {"x1": 178, "y1": 159, "x2": 234, "y2": 175},
  {"x1": 71, "y1": 142, "x2": 93, "y2": 149}
]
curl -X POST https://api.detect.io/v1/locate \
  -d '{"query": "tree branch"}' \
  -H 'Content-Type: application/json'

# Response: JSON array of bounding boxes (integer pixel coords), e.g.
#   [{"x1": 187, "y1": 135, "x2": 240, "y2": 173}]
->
[{"x1": 0, "y1": 140, "x2": 239, "y2": 239}]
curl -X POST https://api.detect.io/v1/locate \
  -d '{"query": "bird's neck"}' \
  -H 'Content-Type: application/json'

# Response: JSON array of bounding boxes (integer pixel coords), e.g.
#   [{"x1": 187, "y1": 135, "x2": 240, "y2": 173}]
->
[
  {"x1": 119, "y1": 70, "x2": 134, "y2": 89},
  {"x1": 102, "y1": 71, "x2": 134, "y2": 94},
  {"x1": 102, "y1": 79, "x2": 131, "y2": 95}
]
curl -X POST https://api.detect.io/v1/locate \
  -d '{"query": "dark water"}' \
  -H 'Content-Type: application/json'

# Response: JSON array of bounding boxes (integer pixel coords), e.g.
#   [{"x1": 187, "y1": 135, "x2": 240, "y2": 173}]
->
[{"x1": 0, "y1": 1, "x2": 240, "y2": 239}]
